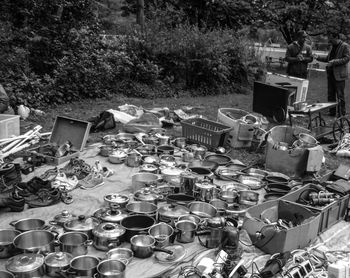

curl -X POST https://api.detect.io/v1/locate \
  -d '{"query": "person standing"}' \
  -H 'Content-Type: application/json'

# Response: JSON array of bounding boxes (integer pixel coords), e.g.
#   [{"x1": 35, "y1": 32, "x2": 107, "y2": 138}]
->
[
  {"x1": 315, "y1": 32, "x2": 350, "y2": 116},
  {"x1": 285, "y1": 30, "x2": 313, "y2": 79}
]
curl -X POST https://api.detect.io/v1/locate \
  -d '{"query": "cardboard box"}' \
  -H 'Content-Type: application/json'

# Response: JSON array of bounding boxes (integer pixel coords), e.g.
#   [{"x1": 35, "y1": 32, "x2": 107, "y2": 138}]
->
[
  {"x1": 242, "y1": 199, "x2": 321, "y2": 254},
  {"x1": 265, "y1": 125, "x2": 310, "y2": 177},
  {"x1": 28, "y1": 116, "x2": 91, "y2": 165}
]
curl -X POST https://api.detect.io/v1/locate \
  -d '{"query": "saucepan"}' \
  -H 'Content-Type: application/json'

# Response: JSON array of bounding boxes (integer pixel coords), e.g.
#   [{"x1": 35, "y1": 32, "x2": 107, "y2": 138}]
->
[
  {"x1": 9, "y1": 218, "x2": 49, "y2": 232},
  {"x1": 130, "y1": 235, "x2": 174, "y2": 258},
  {"x1": 61, "y1": 255, "x2": 100, "y2": 277},
  {"x1": 106, "y1": 248, "x2": 133, "y2": 265},
  {"x1": 0, "y1": 229, "x2": 21, "y2": 259},
  {"x1": 94, "y1": 259, "x2": 126, "y2": 278}
]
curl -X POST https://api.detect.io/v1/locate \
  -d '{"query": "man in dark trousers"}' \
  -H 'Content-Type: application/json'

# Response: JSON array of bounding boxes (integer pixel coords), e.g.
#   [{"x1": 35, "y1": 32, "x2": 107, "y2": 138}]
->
[
  {"x1": 285, "y1": 30, "x2": 313, "y2": 79},
  {"x1": 315, "y1": 32, "x2": 350, "y2": 116}
]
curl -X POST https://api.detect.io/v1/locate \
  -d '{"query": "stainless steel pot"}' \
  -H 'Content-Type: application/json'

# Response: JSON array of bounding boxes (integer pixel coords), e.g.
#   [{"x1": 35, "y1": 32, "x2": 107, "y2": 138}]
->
[
  {"x1": 51, "y1": 211, "x2": 77, "y2": 227},
  {"x1": 92, "y1": 223, "x2": 126, "y2": 251},
  {"x1": 106, "y1": 248, "x2": 133, "y2": 265},
  {"x1": 45, "y1": 252, "x2": 73, "y2": 277},
  {"x1": 64, "y1": 255, "x2": 99, "y2": 277},
  {"x1": 126, "y1": 201, "x2": 158, "y2": 219},
  {"x1": 159, "y1": 155, "x2": 176, "y2": 167},
  {"x1": 209, "y1": 199, "x2": 228, "y2": 216},
  {"x1": 96, "y1": 259, "x2": 126, "y2": 278},
  {"x1": 187, "y1": 167, "x2": 214, "y2": 182},
  {"x1": 120, "y1": 215, "x2": 156, "y2": 242},
  {"x1": 166, "y1": 194, "x2": 195, "y2": 206},
  {"x1": 148, "y1": 223, "x2": 174, "y2": 247},
  {"x1": 136, "y1": 144, "x2": 156, "y2": 155},
  {"x1": 220, "y1": 190, "x2": 238, "y2": 203},
  {"x1": 6, "y1": 253, "x2": 45, "y2": 278},
  {"x1": 104, "y1": 193, "x2": 129, "y2": 209},
  {"x1": 139, "y1": 163, "x2": 158, "y2": 174},
  {"x1": 58, "y1": 232, "x2": 93, "y2": 257},
  {"x1": 161, "y1": 167, "x2": 184, "y2": 186},
  {"x1": 13, "y1": 230, "x2": 58, "y2": 255},
  {"x1": 174, "y1": 220, "x2": 198, "y2": 243},
  {"x1": 130, "y1": 235, "x2": 174, "y2": 258},
  {"x1": 158, "y1": 204, "x2": 190, "y2": 226},
  {"x1": 131, "y1": 173, "x2": 159, "y2": 192},
  {"x1": 108, "y1": 150, "x2": 127, "y2": 164},
  {"x1": 0, "y1": 229, "x2": 20, "y2": 259},
  {"x1": 9, "y1": 218, "x2": 47, "y2": 232},
  {"x1": 193, "y1": 181, "x2": 219, "y2": 202},
  {"x1": 94, "y1": 207, "x2": 129, "y2": 223},
  {"x1": 173, "y1": 137, "x2": 186, "y2": 148},
  {"x1": 157, "y1": 145, "x2": 175, "y2": 155},
  {"x1": 63, "y1": 215, "x2": 100, "y2": 238},
  {"x1": 126, "y1": 152, "x2": 142, "y2": 167},
  {"x1": 188, "y1": 201, "x2": 217, "y2": 218},
  {"x1": 133, "y1": 187, "x2": 163, "y2": 204}
]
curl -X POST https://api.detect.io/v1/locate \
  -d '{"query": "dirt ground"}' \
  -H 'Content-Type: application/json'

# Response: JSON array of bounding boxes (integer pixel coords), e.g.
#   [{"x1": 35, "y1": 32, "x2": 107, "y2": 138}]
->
[{"x1": 21, "y1": 67, "x2": 350, "y2": 171}]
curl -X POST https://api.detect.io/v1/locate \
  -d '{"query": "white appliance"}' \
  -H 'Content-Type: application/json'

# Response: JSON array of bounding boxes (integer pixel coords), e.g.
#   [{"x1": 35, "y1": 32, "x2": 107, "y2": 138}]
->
[{"x1": 266, "y1": 72, "x2": 309, "y2": 103}]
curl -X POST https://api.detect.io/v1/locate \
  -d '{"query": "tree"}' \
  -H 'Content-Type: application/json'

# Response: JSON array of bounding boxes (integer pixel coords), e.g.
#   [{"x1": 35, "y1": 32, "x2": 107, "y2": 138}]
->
[{"x1": 252, "y1": 0, "x2": 350, "y2": 44}]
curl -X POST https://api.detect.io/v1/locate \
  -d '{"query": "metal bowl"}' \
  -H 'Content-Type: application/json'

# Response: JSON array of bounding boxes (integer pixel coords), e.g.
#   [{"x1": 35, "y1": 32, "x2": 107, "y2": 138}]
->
[
  {"x1": 106, "y1": 248, "x2": 133, "y2": 265},
  {"x1": 188, "y1": 202, "x2": 217, "y2": 218},
  {"x1": 238, "y1": 175, "x2": 264, "y2": 190}
]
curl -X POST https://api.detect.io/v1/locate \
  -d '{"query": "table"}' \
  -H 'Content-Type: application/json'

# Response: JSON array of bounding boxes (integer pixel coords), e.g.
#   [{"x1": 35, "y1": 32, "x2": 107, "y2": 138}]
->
[
  {"x1": 1, "y1": 143, "x2": 350, "y2": 277},
  {"x1": 288, "y1": 102, "x2": 339, "y2": 139}
]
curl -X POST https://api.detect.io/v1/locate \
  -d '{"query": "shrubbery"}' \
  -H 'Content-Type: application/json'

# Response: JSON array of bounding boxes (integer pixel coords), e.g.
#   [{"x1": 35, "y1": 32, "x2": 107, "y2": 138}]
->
[{"x1": 0, "y1": 0, "x2": 263, "y2": 108}]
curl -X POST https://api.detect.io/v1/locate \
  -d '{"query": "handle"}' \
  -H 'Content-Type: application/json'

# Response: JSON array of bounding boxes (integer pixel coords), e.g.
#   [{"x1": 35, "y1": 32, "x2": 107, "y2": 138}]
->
[
  {"x1": 9, "y1": 220, "x2": 19, "y2": 227},
  {"x1": 196, "y1": 229, "x2": 211, "y2": 236},
  {"x1": 153, "y1": 246, "x2": 174, "y2": 255},
  {"x1": 107, "y1": 239, "x2": 120, "y2": 249},
  {"x1": 84, "y1": 240, "x2": 93, "y2": 246}
]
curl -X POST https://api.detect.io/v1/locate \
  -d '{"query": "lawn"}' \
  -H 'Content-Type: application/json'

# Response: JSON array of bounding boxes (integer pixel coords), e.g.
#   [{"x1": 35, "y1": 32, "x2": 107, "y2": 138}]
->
[{"x1": 23, "y1": 65, "x2": 350, "y2": 171}]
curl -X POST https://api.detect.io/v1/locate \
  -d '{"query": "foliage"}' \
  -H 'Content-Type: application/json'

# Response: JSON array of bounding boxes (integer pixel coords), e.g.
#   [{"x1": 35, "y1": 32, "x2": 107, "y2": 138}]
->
[
  {"x1": 252, "y1": 0, "x2": 350, "y2": 44},
  {"x1": 121, "y1": 0, "x2": 254, "y2": 30}
]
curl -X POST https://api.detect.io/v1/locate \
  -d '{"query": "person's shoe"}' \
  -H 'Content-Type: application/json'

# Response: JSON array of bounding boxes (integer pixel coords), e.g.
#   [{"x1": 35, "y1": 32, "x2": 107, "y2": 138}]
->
[
  {"x1": 16, "y1": 177, "x2": 52, "y2": 196},
  {"x1": 79, "y1": 172, "x2": 104, "y2": 190},
  {"x1": 0, "y1": 192, "x2": 25, "y2": 212},
  {"x1": 26, "y1": 188, "x2": 61, "y2": 208}
]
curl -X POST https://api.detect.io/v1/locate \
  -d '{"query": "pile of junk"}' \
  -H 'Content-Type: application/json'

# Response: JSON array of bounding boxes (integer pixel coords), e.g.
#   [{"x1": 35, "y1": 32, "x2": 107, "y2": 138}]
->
[{"x1": 0, "y1": 105, "x2": 350, "y2": 278}]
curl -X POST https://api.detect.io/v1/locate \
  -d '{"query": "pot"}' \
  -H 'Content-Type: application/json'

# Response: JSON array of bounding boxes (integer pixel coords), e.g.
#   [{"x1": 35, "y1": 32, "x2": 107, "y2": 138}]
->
[
  {"x1": 174, "y1": 220, "x2": 198, "y2": 243},
  {"x1": 92, "y1": 223, "x2": 126, "y2": 251},
  {"x1": 159, "y1": 155, "x2": 177, "y2": 167},
  {"x1": 64, "y1": 255, "x2": 99, "y2": 277},
  {"x1": 51, "y1": 211, "x2": 77, "y2": 227},
  {"x1": 179, "y1": 172, "x2": 197, "y2": 195},
  {"x1": 45, "y1": 252, "x2": 73, "y2": 277},
  {"x1": 177, "y1": 215, "x2": 202, "y2": 226},
  {"x1": 9, "y1": 218, "x2": 47, "y2": 232},
  {"x1": 187, "y1": 145, "x2": 207, "y2": 160},
  {"x1": 188, "y1": 202, "x2": 217, "y2": 218},
  {"x1": 239, "y1": 190, "x2": 259, "y2": 206},
  {"x1": 96, "y1": 259, "x2": 126, "y2": 278},
  {"x1": 139, "y1": 163, "x2": 158, "y2": 174},
  {"x1": 99, "y1": 145, "x2": 115, "y2": 157},
  {"x1": 298, "y1": 133, "x2": 318, "y2": 147},
  {"x1": 130, "y1": 235, "x2": 174, "y2": 258},
  {"x1": 216, "y1": 168, "x2": 240, "y2": 181},
  {"x1": 204, "y1": 154, "x2": 232, "y2": 166},
  {"x1": 94, "y1": 207, "x2": 129, "y2": 223},
  {"x1": 173, "y1": 137, "x2": 186, "y2": 148},
  {"x1": 108, "y1": 151, "x2": 127, "y2": 164},
  {"x1": 0, "y1": 229, "x2": 21, "y2": 259},
  {"x1": 58, "y1": 232, "x2": 93, "y2": 257},
  {"x1": 13, "y1": 230, "x2": 58, "y2": 255},
  {"x1": 193, "y1": 181, "x2": 219, "y2": 202},
  {"x1": 238, "y1": 175, "x2": 264, "y2": 190},
  {"x1": 6, "y1": 253, "x2": 45, "y2": 278},
  {"x1": 126, "y1": 201, "x2": 158, "y2": 219},
  {"x1": 0, "y1": 271, "x2": 14, "y2": 278},
  {"x1": 161, "y1": 167, "x2": 184, "y2": 186},
  {"x1": 157, "y1": 135, "x2": 170, "y2": 145},
  {"x1": 158, "y1": 204, "x2": 190, "y2": 226},
  {"x1": 220, "y1": 190, "x2": 238, "y2": 203},
  {"x1": 136, "y1": 144, "x2": 156, "y2": 156},
  {"x1": 187, "y1": 167, "x2": 214, "y2": 183},
  {"x1": 148, "y1": 223, "x2": 174, "y2": 247},
  {"x1": 120, "y1": 215, "x2": 156, "y2": 242},
  {"x1": 106, "y1": 248, "x2": 133, "y2": 265},
  {"x1": 126, "y1": 152, "x2": 142, "y2": 167},
  {"x1": 157, "y1": 145, "x2": 175, "y2": 155},
  {"x1": 133, "y1": 187, "x2": 164, "y2": 204},
  {"x1": 182, "y1": 151, "x2": 195, "y2": 162},
  {"x1": 226, "y1": 203, "x2": 248, "y2": 219},
  {"x1": 209, "y1": 199, "x2": 228, "y2": 216},
  {"x1": 131, "y1": 173, "x2": 159, "y2": 192},
  {"x1": 104, "y1": 193, "x2": 129, "y2": 209},
  {"x1": 166, "y1": 194, "x2": 195, "y2": 206},
  {"x1": 188, "y1": 160, "x2": 219, "y2": 172},
  {"x1": 63, "y1": 215, "x2": 100, "y2": 238}
]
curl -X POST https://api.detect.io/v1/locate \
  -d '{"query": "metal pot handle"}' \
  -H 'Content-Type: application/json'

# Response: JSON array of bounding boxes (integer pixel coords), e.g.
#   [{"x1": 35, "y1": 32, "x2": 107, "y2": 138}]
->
[
  {"x1": 152, "y1": 246, "x2": 174, "y2": 255},
  {"x1": 84, "y1": 240, "x2": 93, "y2": 247},
  {"x1": 9, "y1": 220, "x2": 19, "y2": 227},
  {"x1": 107, "y1": 239, "x2": 120, "y2": 249}
]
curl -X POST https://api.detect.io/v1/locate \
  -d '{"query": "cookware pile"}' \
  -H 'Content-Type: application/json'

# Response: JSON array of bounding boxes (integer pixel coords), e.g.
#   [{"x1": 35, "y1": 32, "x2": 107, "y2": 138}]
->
[{"x1": 0, "y1": 130, "x2": 300, "y2": 277}]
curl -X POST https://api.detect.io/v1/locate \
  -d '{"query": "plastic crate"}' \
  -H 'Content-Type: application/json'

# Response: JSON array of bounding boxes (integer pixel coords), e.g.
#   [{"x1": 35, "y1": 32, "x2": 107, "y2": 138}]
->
[
  {"x1": 281, "y1": 184, "x2": 350, "y2": 234},
  {"x1": 0, "y1": 114, "x2": 20, "y2": 140},
  {"x1": 181, "y1": 118, "x2": 232, "y2": 150}
]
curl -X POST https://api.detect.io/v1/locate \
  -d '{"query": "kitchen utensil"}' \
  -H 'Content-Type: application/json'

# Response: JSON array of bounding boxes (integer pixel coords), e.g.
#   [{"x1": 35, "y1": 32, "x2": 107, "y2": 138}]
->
[
  {"x1": 96, "y1": 259, "x2": 126, "y2": 278},
  {"x1": 92, "y1": 223, "x2": 126, "y2": 251},
  {"x1": 58, "y1": 232, "x2": 93, "y2": 257},
  {"x1": 106, "y1": 248, "x2": 133, "y2": 265},
  {"x1": 120, "y1": 215, "x2": 156, "y2": 242},
  {"x1": 63, "y1": 215, "x2": 100, "y2": 238},
  {"x1": 130, "y1": 235, "x2": 173, "y2": 258},
  {"x1": 6, "y1": 253, "x2": 45, "y2": 278},
  {"x1": 126, "y1": 201, "x2": 158, "y2": 219},
  {"x1": 188, "y1": 202, "x2": 217, "y2": 218},
  {"x1": 0, "y1": 229, "x2": 20, "y2": 259},
  {"x1": 148, "y1": 223, "x2": 174, "y2": 247},
  {"x1": 45, "y1": 252, "x2": 73, "y2": 277},
  {"x1": 9, "y1": 218, "x2": 47, "y2": 232},
  {"x1": 13, "y1": 230, "x2": 58, "y2": 255},
  {"x1": 175, "y1": 220, "x2": 198, "y2": 243}
]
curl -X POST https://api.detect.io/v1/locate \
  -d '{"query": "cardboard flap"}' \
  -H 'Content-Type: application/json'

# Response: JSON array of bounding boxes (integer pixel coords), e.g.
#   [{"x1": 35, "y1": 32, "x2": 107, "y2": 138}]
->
[{"x1": 50, "y1": 116, "x2": 91, "y2": 151}]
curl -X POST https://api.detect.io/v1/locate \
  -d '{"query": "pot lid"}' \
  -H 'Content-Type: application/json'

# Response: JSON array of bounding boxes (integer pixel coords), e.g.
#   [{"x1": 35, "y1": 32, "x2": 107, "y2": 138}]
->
[
  {"x1": 104, "y1": 193, "x2": 129, "y2": 204},
  {"x1": 6, "y1": 253, "x2": 44, "y2": 273},
  {"x1": 110, "y1": 150, "x2": 127, "y2": 158},
  {"x1": 64, "y1": 215, "x2": 100, "y2": 232},
  {"x1": 98, "y1": 208, "x2": 129, "y2": 223},
  {"x1": 134, "y1": 188, "x2": 161, "y2": 202},
  {"x1": 195, "y1": 181, "x2": 215, "y2": 189},
  {"x1": 158, "y1": 204, "x2": 190, "y2": 219},
  {"x1": 54, "y1": 210, "x2": 77, "y2": 225},
  {"x1": 155, "y1": 245, "x2": 186, "y2": 264},
  {"x1": 93, "y1": 222, "x2": 126, "y2": 238},
  {"x1": 161, "y1": 167, "x2": 184, "y2": 176},
  {"x1": 45, "y1": 252, "x2": 73, "y2": 268}
]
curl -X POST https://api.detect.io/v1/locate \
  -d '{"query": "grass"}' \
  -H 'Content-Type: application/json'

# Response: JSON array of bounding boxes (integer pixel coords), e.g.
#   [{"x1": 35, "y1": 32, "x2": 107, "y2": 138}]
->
[{"x1": 22, "y1": 65, "x2": 350, "y2": 172}]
